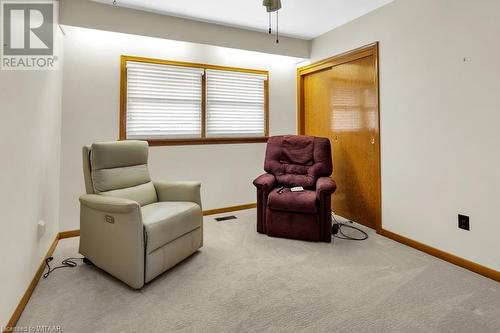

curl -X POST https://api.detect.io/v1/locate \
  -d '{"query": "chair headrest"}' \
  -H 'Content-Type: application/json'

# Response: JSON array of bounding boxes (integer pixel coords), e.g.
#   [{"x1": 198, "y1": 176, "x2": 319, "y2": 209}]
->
[
  {"x1": 264, "y1": 135, "x2": 332, "y2": 189},
  {"x1": 280, "y1": 135, "x2": 314, "y2": 165},
  {"x1": 90, "y1": 140, "x2": 149, "y2": 170}
]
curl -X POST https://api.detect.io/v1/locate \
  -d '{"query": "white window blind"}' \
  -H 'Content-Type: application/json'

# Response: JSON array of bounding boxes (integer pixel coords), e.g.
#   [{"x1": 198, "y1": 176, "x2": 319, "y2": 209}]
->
[
  {"x1": 126, "y1": 61, "x2": 204, "y2": 139},
  {"x1": 205, "y1": 69, "x2": 267, "y2": 138}
]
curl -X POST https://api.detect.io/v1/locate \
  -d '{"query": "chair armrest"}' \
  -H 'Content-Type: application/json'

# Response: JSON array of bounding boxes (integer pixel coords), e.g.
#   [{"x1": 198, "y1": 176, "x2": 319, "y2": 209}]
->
[
  {"x1": 316, "y1": 177, "x2": 337, "y2": 199},
  {"x1": 253, "y1": 173, "x2": 276, "y2": 191},
  {"x1": 154, "y1": 181, "x2": 202, "y2": 207},
  {"x1": 79, "y1": 194, "x2": 140, "y2": 214},
  {"x1": 79, "y1": 194, "x2": 144, "y2": 289}
]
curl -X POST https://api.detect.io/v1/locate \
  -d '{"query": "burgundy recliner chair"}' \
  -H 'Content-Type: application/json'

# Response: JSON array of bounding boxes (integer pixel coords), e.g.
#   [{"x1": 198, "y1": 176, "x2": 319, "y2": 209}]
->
[{"x1": 253, "y1": 135, "x2": 336, "y2": 242}]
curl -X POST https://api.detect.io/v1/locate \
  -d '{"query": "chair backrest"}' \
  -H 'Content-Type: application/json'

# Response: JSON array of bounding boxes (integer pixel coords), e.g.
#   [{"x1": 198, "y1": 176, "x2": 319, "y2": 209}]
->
[
  {"x1": 82, "y1": 140, "x2": 158, "y2": 206},
  {"x1": 264, "y1": 135, "x2": 332, "y2": 189}
]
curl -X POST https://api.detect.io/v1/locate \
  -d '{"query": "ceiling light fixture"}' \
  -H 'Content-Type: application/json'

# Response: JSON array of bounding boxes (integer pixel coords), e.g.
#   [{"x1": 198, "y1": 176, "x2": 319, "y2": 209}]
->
[{"x1": 263, "y1": 0, "x2": 281, "y2": 43}]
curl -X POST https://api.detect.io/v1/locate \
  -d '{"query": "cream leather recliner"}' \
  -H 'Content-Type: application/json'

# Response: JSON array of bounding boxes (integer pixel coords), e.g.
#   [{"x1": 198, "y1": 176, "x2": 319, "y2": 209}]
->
[{"x1": 79, "y1": 140, "x2": 203, "y2": 289}]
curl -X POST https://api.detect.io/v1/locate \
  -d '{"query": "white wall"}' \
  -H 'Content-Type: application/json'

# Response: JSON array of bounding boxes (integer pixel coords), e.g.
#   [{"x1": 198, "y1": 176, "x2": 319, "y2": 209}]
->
[
  {"x1": 60, "y1": 0, "x2": 310, "y2": 59},
  {"x1": 311, "y1": 0, "x2": 500, "y2": 271},
  {"x1": 0, "y1": 42, "x2": 63, "y2": 326},
  {"x1": 59, "y1": 25, "x2": 302, "y2": 231}
]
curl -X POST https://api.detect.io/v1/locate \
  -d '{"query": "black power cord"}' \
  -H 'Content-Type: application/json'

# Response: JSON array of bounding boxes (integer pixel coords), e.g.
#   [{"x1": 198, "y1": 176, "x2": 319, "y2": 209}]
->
[
  {"x1": 43, "y1": 257, "x2": 84, "y2": 279},
  {"x1": 332, "y1": 214, "x2": 369, "y2": 241}
]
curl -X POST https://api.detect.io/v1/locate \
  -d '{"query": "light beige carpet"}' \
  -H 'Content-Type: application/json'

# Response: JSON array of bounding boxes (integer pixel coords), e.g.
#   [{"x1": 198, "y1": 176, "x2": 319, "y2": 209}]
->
[{"x1": 17, "y1": 209, "x2": 500, "y2": 333}]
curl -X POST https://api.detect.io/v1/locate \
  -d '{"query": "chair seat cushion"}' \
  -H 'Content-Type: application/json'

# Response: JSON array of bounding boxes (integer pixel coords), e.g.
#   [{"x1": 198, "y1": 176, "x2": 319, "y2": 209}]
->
[
  {"x1": 142, "y1": 202, "x2": 202, "y2": 254},
  {"x1": 267, "y1": 189, "x2": 318, "y2": 214}
]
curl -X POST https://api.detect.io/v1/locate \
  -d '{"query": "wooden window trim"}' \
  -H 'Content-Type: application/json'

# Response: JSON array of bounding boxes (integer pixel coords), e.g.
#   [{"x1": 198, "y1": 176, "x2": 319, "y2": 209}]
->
[{"x1": 120, "y1": 55, "x2": 270, "y2": 146}]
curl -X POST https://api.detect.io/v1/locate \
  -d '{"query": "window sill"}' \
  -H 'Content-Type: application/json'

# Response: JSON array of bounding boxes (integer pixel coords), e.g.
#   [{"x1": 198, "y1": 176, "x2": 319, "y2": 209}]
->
[{"x1": 141, "y1": 137, "x2": 269, "y2": 146}]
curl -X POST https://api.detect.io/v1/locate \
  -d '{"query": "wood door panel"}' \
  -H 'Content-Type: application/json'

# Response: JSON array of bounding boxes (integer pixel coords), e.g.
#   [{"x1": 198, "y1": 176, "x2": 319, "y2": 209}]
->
[
  {"x1": 304, "y1": 69, "x2": 332, "y2": 138},
  {"x1": 301, "y1": 51, "x2": 380, "y2": 230}
]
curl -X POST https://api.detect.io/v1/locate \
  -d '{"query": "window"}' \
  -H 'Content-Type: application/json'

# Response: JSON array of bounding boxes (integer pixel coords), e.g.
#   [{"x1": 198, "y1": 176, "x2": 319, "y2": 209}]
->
[
  {"x1": 121, "y1": 56, "x2": 269, "y2": 145},
  {"x1": 205, "y1": 69, "x2": 267, "y2": 138},
  {"x1": 126, "y1": 61, "x2": 203, "y2": 139}
]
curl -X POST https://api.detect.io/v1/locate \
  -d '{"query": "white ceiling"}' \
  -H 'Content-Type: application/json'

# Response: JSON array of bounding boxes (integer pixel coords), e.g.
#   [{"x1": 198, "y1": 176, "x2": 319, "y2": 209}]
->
[{"x1": 94, "y1": 0, "x2": 394, "y2": 40}]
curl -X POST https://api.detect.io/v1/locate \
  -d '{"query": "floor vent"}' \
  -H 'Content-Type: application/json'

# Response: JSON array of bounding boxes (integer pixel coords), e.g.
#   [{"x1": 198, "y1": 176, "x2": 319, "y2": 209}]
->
[{"x1": 215, "y1": 215, "x2": 237, "y2": 222}]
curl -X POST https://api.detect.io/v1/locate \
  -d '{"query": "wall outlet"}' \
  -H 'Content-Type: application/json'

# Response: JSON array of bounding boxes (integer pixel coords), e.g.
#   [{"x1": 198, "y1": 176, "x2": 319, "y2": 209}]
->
[{"x1": 458, "y1": 214, "x2": 470, "y2": 231}]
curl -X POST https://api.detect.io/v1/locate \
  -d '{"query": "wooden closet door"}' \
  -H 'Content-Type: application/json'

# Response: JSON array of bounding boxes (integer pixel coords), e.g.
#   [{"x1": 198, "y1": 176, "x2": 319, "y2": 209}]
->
[{"x1": 303, "y1": 54, "x2": 380, "y2": 230}]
